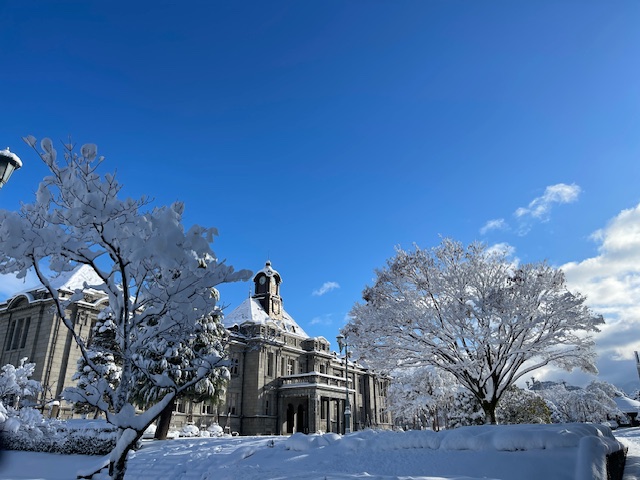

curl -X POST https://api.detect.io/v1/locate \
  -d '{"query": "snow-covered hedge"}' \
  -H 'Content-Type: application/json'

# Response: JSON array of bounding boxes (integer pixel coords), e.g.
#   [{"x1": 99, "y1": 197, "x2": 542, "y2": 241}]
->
[
  {"x1": 1, "y1": 417, "x2": 118, "y2": 455},
  {"x1": 280, "y1": 423, "x2": 627, "y2": 480}
]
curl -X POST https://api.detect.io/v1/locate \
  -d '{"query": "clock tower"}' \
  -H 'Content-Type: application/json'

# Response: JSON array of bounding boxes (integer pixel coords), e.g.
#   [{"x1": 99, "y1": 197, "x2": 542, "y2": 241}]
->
[{"x1": 253, "y1": 260, "x2": 283, "y2": 320}]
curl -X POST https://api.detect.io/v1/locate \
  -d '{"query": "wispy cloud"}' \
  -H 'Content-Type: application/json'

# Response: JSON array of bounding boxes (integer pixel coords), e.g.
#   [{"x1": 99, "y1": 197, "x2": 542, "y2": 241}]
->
[
  {"x1": 310, "y1": 314, "x2": 333, "y2": 326},
  {"x1": 559, "y1": 203, "x2": 640, "y2": 390},
  {"x1": 312, "y1": 281, "x2": 340, "y2": 296},
  {"x1": 515, "y1": 183, "x2": 581, "y2": 221},
  {"x1": 480, "y1": 183, "x2": 581, "y2": 237},
  {"x1": 480, "y1": 218, "x2": 507, "y2": 235}
]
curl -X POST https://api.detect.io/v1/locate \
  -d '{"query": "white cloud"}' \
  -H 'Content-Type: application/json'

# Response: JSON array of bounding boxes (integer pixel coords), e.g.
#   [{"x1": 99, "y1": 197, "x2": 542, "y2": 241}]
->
[
  {"x1": 481, "y1": 184, "x2": 581, "y2": 238},
  {"x1": 480, "y1": 218, "x2": 507, "y2": 235},
  {"x1": 312, "y1": 281, "x2": 340, "y2": 296},
  {"x1": 310, "y1": 314, "x2": 333, "y2": 326},
  {"x1": 558, "y1": 203, "x2": 640, "y2": 391},
  {"x1": 515, "y1": 183, "x2": 581, "y2": 220}
]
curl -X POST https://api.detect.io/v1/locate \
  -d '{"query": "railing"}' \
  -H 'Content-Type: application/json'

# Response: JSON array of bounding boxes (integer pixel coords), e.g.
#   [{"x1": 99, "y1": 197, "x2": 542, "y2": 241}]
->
[{"x1": 280, "y1": 372, "x2": 350, "y2": 389}]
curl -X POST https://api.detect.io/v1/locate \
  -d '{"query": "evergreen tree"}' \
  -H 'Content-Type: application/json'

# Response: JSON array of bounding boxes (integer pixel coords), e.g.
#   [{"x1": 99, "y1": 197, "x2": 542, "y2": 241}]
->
[
  {"x1": 497, "y1": 385, "x2": 551, "y2": 424},
  {"x1": 70, "y1": 309, "x2": 121, "y2": 417}
]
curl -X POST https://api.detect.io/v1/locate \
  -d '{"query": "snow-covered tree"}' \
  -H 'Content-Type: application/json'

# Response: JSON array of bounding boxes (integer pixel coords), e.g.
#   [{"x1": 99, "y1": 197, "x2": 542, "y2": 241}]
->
[
  {"x1": 0, "y1": 358, "x2": 42, "y2": 409},
  {"x1": 69, "y1": 309, "x2": 121, "y2": 418},
  {"x1": 539, "y1": 380, "x2": 625, "y2": 424},
  {"x1": 387, "y1": 367, "x2": 456, "y2": 431},
  {"x1": 130, "y1": 301, "x2": 230, "y2": 440},
  {"x1": 496, "y1": 385, "x2": 550, "y2": 425},
  {"x1": 346, "y1": 239, "x2": 603, "y2": 424},
  {"x1": 446, "y1": 389, "x2": 485, "y2": 428},
  {"x1": 0, "y1": 137, "x2": 252, "y2": 480}
]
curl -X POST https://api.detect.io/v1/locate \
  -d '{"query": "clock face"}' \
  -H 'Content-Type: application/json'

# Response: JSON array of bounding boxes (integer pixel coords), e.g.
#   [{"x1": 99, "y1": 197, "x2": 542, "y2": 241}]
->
[{"x1": 259, "y1": 276, "x2": 266, "y2": 285}]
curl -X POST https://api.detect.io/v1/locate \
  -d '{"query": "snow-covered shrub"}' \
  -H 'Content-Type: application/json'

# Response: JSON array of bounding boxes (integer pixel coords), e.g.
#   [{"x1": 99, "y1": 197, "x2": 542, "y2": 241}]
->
[
  {"x1": 58, "y1": 421, "x2": 118, "y2": 455},
  {"x1": 446, "y1": 390, "x2": 484, "y2": 428},
  {"x1": 0, "y1": 358, "x2": 42, "y2": 409},
  {"x1": 496, "y1": 386, "x2": 551, "y2": 424},
  {"x1": 180, "y1": 424, "x2": 200, "y2": 437},
  {"x1": 1, "y1": 418, "x2": 117, "y2": 455},
  {"x1": 207, "y1": 423, "x2": 224, "y2": 437},
  {"x1": 142, "y1": 423, "x2": 157, "y2": 439}
]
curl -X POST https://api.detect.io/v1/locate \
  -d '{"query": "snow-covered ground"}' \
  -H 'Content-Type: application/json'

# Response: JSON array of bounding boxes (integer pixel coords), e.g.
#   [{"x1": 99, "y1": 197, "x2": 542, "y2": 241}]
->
[{"x1": 0, "y1": 424, "x2": 636, "y2": 480}]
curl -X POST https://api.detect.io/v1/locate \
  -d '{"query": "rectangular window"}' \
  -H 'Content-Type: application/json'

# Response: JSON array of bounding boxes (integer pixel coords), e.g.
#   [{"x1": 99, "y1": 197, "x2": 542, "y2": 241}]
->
[
  {"x1": 287, "y1": 358, "x2": 295, "y2": 376},
  {"x1": 267, "y1": 352, "x2": 274, "y2": 377},
  {"x1": 321, "y1": 399, "x2": 327, "y2": 420},
  {"x1": 228, "y1": 393, "x2": 238, "y2": 415},
  {"x1": 230, "y1": 355, "x2": 239, "y2": 376},
  {"x1": 265, "y1": 399, "x2": 269, "y2": 416},
  {"x1": 19, "y1": 317, "x2": 31, "y2": 349},
  {"x1": 5, "y1": 320, "x2": 15, "y2": 350},
  {"x1": 11, "y1": 319, "x2": 23, "y2": 350}
]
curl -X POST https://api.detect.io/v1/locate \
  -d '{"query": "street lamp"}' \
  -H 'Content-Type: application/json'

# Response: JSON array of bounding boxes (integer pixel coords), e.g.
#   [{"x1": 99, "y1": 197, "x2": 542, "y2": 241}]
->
[
  {"x1": 336, "y1": 334, "x2": 351, "y2": 434},
  {"x1": 0, "y1": 148, "x2": 22, "y2": 189}
]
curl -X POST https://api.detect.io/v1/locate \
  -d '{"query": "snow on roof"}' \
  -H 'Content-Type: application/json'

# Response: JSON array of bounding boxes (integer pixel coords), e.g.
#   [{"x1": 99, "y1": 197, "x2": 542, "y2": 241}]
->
[
  {"x1": 253, "y1": 260, "x2": 280, "y2": 282},
  {"x1": 49, "y1": 265, "x2": 105, "y2": 293},
  {"x1": 5, "y1": 265, "x2": 106, "y2": 304},
  {"x1": 224, "y1": 297, "x2": 308, "y2": 338},
  {"x1": 615, "y1": 395, "x2": 640, "y2": 413}
]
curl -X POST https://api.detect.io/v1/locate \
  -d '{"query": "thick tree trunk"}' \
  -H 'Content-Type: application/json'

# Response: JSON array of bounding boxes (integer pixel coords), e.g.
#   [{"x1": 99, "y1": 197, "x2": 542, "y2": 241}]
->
[
  {"x1": 482, "y1": 400, "x2": 498, "y2": 425},
  {"x1": 154, "y1": 397, "x2": 175, "y2": 440}
]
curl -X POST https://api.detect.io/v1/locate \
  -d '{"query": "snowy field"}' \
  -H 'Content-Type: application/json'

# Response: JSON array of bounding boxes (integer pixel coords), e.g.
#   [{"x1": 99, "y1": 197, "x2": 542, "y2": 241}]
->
[{"x1": 0, "y1": 424, "x2": 637, "y2": 480}]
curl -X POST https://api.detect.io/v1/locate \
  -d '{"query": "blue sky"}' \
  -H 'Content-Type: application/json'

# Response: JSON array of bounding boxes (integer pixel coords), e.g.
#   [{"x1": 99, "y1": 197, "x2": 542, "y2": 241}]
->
[{"x1": 2, "y1": 1, "x2": 640, "y2": 390}]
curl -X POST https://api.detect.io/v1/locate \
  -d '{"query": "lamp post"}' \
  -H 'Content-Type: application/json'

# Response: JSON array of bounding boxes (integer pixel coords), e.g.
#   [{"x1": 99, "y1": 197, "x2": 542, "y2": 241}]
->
[
  {"x1": 336, "y1": 334, "x2": 351, "y2": 434},
  {"x1": 0, "y1": 148, "x2": 22, "y2": 189}
]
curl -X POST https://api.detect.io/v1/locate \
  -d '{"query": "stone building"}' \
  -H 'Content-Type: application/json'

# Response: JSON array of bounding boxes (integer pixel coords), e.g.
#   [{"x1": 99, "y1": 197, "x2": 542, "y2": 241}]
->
[
  {"x1": 0, "y1": 262, "x2": 391, "y2": 434},
  {"x1": 218, "y1": 261, "x2": 391, "y2": 435},
  {"x1": 0, "y1": 266, "x2": 108, "y2": 415}
]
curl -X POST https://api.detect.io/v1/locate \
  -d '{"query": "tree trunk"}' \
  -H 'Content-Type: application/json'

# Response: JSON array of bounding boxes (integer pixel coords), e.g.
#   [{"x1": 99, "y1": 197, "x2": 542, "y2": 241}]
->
[
  {"x1": 482, "y1": 400, "x2": 497, "y2": 425},
  {"x1": 154, "y1": 397, "x2": 175, "y2": 440},
  {"x1": 108, "y1": 428, "x2": 143, "y2": 480},
  {"x1": 76, "y1": 427, "x2": 142, "y2": 480}
]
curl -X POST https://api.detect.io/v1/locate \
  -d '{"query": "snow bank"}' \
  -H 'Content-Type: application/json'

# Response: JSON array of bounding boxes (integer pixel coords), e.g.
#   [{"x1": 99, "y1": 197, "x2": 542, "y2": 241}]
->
[
  {"x1": 284, "y1": 423, "x2": 622, "y2": 455},
  {"x1": 3, "y1": 424, "x2": 631, "y2": 480},
  {"x1": 280, "y1": 424, "x2": 625, "y2": 480}
]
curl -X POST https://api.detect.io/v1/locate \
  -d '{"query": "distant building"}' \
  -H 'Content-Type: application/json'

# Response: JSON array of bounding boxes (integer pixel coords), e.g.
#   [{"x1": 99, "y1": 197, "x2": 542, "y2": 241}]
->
[
  {"x1": 217, "y1": 261, "x2": 392, "y2": 435},
  {"x1": 0, "y1": 262, "x2": 392, "y2": 434}
]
